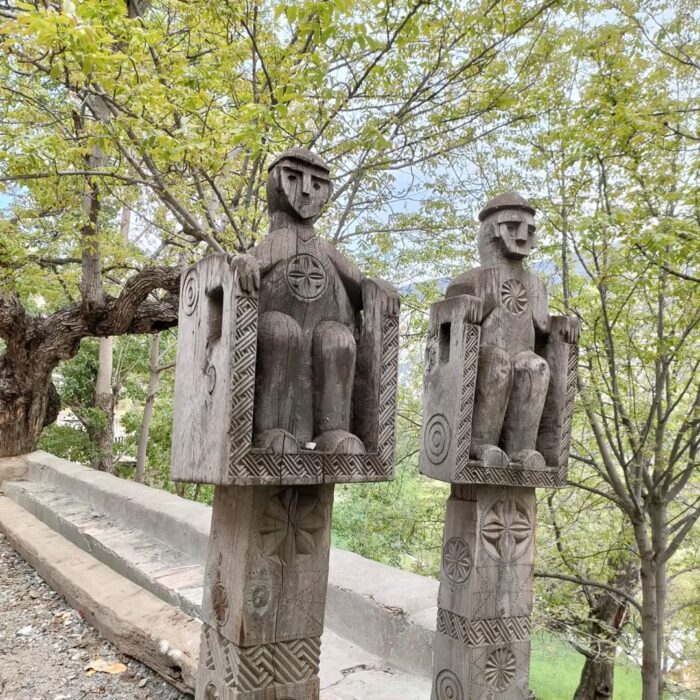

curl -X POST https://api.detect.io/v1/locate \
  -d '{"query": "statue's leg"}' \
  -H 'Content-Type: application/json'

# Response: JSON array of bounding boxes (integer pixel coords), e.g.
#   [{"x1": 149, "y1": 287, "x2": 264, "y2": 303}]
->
[
  {"x1": 312, "y1": 321, "x2": 365, "y2": 454},
  {"x1": 470, "y1": 345, "x2": 512, "y2": 465},
  {"x1": 501, "y1": 350, "x2": 550, "y2": 468},
  {"x1": 253, "y1": 311, "x2": 302, "y2": 453}
]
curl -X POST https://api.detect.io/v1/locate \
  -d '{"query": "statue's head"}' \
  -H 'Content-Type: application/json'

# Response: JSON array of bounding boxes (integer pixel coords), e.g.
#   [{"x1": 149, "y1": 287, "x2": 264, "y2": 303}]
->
[
  {"x1": 266, "y1": 147, "x2": 332, "y2": 223},
  {"x1": 477, "y1": 192, "x2": 537, "y2": 264}
]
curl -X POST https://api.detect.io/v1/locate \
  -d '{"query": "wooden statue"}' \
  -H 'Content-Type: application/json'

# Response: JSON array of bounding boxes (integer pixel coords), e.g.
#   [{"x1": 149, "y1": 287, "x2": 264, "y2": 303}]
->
[
  {"x1": 420, "y1": 192, "x2": 579, "y2": 699},
  {"x1": 170, "y1": 148, "x2": 400, "y2": 699}
]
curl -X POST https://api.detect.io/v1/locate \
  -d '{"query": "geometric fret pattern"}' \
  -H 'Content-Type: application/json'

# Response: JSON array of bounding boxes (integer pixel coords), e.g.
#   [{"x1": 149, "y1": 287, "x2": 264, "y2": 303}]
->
[
  {"x1": 378, "y1": 314, "x2": 400, "y2": 471},
  {"x1": 226, "y1": 285, "x2": 399, "y2": 485},
  {"x1": 454, "y1": 324, "x2": 480, "y2": 480},
  {"x1": 558, "y1": 343, "x2": 579, "y2": 483},
  {"x1": 200, "y1": 625, "x2": 321, "y2": 692},
  {"x1": 454, "y1": 464, "x2": 559, "y2": 488},
  {"x1": 229, "y1": 295, "x2": 259, "y2": 473},
  {"x1": 437, "y1": 609, "x2": 531, "y2": 646}
]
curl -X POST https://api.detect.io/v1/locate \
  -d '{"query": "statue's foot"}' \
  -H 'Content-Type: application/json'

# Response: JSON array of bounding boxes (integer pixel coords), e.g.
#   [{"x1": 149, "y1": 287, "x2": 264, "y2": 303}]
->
[
  {"x1": 513, "y1": 449, "x2": 546, "y2": 471},
  {"x1": 470, "y1": 443, "x2": 509, "y2": 467},
  {"x1": 254, "y1": 428, "x2": 300, "y2": 454},
  {"x1": 313, "y1": 430, "x2": 366, "y2": 455}
]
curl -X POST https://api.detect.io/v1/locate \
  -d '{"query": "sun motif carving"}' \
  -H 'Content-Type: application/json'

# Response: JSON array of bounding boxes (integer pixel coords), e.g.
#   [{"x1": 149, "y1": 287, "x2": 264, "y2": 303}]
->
[
  {"x1": 259, "y1": 488, "x2": 325, "y2": 564},
  {"x1": 442, "y1": 537, "x2": 472, "y2": 586},
  {"x1": 481, "y1": 498, "x2": 532, "y2": 563},
  {"x1": 484, "y1": 646, "x2": 517, "y2": 690},
  {"x1": 501, "y1": 278, "x2": 528, "y2": 315},
  {"x1": 286, "y1": 254, "x2": 327, "y2": 300}
]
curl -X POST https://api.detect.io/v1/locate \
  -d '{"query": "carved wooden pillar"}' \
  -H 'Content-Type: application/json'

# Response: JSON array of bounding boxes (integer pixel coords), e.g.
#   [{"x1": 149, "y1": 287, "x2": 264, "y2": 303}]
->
[
  {"x1": 170, "y1": 149, "x2": 400, "y2": 699},
  {"x1": 420, "y1": 192, "x2": 579, "y2": 700}
]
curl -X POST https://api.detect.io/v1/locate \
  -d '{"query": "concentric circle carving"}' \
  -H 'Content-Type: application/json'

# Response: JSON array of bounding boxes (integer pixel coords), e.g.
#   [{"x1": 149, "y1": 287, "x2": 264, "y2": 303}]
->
[
  {"x1": 211, "y1": 583, "x2": 229, "y2": 626},
  {"x1": 245, "y1": 569, "x2": 274, "y2": 618},
  {"x1": 182, "y1": 268, "x2": 200, "y2": 316},
  {"x1": 286, "y1": 253, "x2": 327, "y2": 300},
  {"x1": 485, "y1": 646, "x2": 516, "y2": 690},
  {"x1": 442, "y1": 537, "x2": 472, "y2": 586},
  {"x1": 435, "y1": 668, "x2": 464, "y2": 700},
  {"x1": 424, "y1": 413, "x2": 451, "y2": 464},
  {"x1": 501, "y1": 278, "x2": 528, "y2": 315},
  {"x1": 481, "y1": 497, "x2": 532, "y2": 563}
]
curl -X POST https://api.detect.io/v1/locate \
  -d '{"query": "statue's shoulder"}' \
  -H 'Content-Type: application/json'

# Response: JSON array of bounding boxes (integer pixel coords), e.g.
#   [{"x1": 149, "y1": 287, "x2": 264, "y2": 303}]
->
[{"x1": 445, "y1": 266, "x2": 495, "y2": 299}]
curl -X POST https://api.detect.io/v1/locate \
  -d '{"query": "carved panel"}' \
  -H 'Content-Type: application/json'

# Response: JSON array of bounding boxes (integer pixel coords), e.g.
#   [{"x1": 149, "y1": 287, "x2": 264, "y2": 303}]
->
[
  {"x1": 285, "y1": 254, "x2": 327, "y2": 300},
  {"x1": 436, "y1": 609, "x2": 531, "y2": 646},
  {"x1": 481, "y1": 498, "x2": 532, "y2": 564},
  {"x1": 378, "y1": 314, "x2": 400, "y2": 470},
  {"x1": 442, "y1": 537, "x2": 473, "y2": 587},
  {"x1": 197, "y1": 625, "x2": 321, "y2": 698}
]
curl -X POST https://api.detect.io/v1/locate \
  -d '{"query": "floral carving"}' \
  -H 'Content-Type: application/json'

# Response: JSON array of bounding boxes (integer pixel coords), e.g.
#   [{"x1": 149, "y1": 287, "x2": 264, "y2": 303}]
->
[
  {"x1": 481, "y1": 498, "x2": 532, "y2": 562},
  {"x1": 501, "y1": 278, "x2": 528, "y2": 315}
]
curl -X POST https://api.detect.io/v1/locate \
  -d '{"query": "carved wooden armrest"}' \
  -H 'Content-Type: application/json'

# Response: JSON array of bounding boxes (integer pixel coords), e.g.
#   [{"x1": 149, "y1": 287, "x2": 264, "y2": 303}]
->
[
  {"x1": 536, "y1": 315, "x2": 580, "y2": 484},
  {"x1": 353, "y1": 278, "x2": 400, "y2": 471},
  {"x1": 420, "y1": 294, "x2": 483, "y2": 483}
]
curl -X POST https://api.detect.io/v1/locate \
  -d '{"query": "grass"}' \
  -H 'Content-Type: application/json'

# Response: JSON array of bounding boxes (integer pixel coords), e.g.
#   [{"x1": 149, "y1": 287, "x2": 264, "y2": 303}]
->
[{"x1": 530, "y1": 630, "x2": 643, "y2": 700}]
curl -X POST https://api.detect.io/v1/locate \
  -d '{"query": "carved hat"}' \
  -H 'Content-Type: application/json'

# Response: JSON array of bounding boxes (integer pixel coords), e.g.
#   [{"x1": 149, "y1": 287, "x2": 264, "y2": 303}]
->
[
  {"x1": 267, "y1": 147, "x2": 330, "y2": 174},
  {"x1": 478, "y1": 191, "x2": 535, "y2": 221}
]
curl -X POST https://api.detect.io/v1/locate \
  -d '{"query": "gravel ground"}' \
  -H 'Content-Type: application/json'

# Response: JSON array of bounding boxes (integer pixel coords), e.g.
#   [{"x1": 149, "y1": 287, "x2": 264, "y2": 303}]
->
[{"x1": 0, "y1": 533, "x2": 189, "y2": 700}]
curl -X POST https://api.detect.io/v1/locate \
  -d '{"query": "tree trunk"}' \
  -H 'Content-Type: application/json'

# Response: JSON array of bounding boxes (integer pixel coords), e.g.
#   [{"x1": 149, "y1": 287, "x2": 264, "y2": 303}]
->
[
  {"x1": 92, "y1": 336, "x2": 115, "y2": 473},
  {"x1": 640, "y1": 552, "x2": 660, "y2": 700},
  {"x1": 572, "y1": 561, "x2": 638, "y2": 700},
  {"x1": 0, "y1": 354, "x2": 60, "y2": 458},
  {"x1": 135, "y1": 333, "x2": 160, "y2": 483}
]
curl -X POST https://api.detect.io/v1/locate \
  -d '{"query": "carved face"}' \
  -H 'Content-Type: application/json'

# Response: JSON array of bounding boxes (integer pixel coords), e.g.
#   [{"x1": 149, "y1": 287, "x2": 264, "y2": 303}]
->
[
  {"x1": 481, "y1": 209, "x2": 536, "y2": 261},
  {"x1": 269, "y1": 158, "x2": 332, "y2": 222}
]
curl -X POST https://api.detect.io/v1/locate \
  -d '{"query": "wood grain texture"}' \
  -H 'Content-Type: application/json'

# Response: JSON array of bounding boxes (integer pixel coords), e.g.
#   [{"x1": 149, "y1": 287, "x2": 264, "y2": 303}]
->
[
  {"x1": 200, "y1": 484, "x2": 333, "y2": 647},
  {"x1": 429, "y1": 485, "x2": 536, "y2": 700}
]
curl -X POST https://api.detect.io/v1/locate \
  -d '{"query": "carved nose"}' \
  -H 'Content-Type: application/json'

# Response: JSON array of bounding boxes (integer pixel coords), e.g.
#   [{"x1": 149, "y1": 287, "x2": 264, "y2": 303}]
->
[
  {"x1": 515, "y1": 224, "x2": 528, "y2": 241},
  {"x1": 301, "y1": 173, "x2": 312, "y2": 195}
]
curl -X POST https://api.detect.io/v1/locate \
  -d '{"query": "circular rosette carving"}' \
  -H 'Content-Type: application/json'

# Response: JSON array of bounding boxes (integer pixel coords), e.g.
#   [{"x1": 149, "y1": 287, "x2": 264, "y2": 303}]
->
[
  {"x1": 481, "y1": 498, "x2": 532, "y2": 563},
  {"x1": 424, "y1": 413, "x2": 451, "y2": 464},
  {"x1": 435, "y1": 668, "x2": 464, "y2": 700},
  {"x1": 501, "y1": 278, "x2": 528, "y2": 315},
  {"x1": 259, "y1": 488, "x2": 325, "y2": 565},
  {"x1": 182, "y1": 268, "x2": 200, "y2": 316},
  {"x1": 286, "y1": 253, "x2": 327, "y2": 300},
  {"x1": 485, "y1": 646, "x2": 517, "y2": 691},
  {"x1": 442, "y1": 537, "x2": 472, "y2": 586}
]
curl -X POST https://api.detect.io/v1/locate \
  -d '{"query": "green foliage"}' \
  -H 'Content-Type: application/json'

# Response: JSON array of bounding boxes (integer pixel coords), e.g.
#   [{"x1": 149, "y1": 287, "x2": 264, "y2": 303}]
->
[{"x1": 38, "y1": 423, "x2": 98, "y2": 465}]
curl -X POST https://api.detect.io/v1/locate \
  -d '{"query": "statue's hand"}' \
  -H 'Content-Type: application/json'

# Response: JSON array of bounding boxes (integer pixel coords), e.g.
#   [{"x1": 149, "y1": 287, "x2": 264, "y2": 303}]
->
[
  {"x1": 550, "y1": 315, "x2": 579, "y2": 344},
  {"x1": 368, "y1": 277, "x2": 400, "y2": 317},
  {"x1": 229, "y1": 253, "x2": 260, "y2": 294}
]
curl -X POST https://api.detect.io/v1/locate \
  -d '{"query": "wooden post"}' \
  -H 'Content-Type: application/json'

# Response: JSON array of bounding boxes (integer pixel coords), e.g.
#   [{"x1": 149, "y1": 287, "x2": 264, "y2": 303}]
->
[
  {"x1": 171, "y1": 148, "x2": 400, "y2": 699},
  {"x1": 420, "y1": 192, "x2": 580, "y2": 699}
]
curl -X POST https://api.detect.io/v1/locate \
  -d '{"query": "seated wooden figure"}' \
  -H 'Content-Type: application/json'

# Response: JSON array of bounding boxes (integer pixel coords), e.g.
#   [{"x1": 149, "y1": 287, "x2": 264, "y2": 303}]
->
[
  {"x1": 420, "y1": 191, "x2": 579, "y2": 488},
  {"x1": 420, "y1": 194, "x2": 580, "y2": 700},
  {"x1": 171, "y1": 148, "x2": 400, "y2": 486}
]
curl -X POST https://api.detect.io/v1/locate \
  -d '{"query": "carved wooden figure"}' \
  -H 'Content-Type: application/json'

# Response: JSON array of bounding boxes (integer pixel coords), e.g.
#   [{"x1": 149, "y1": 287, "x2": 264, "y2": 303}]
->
[
  {"x1": 171, "y1": 148, "x2": 400, "y2": 699},
  {"x1": 420, "y1": 192, "x2": 579, "y2": 700}
]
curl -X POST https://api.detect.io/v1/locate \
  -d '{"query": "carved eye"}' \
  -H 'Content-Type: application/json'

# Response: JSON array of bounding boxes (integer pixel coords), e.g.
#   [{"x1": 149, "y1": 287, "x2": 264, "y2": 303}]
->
[
  {"x1": 313, "y1": 182, "x2": 321, "y2": 190},
  {"x1": 528, "y1": 224, "x2": 536, "y2": 235},
  {"x1": 507, "y1": 222, "x2": 518, "y2": 232},
  {"x1": 287, "y1": 174, "x2": 297, "y2": 182}
]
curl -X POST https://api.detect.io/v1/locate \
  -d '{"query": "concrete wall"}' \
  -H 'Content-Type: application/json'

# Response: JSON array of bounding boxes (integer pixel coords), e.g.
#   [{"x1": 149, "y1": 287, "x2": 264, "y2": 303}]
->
[{"x1": 3, "y1": 451, "x2": 437, "y2": 677}]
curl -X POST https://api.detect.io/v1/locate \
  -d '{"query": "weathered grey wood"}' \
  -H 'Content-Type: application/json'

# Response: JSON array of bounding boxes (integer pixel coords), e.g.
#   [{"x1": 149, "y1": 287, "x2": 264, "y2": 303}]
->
[
  {"x1": 422, "y1": 192, "x2": 580, "y2": 699},
  {"x1": 172, "y1": 148, "x2": 400, "y2": 699}
]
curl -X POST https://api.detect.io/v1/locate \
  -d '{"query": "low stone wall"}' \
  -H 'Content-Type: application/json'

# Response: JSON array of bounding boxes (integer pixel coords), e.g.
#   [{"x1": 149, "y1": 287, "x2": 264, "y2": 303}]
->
[{"x1": 2, "y1": 451, "x2": 437, "y2": 677}]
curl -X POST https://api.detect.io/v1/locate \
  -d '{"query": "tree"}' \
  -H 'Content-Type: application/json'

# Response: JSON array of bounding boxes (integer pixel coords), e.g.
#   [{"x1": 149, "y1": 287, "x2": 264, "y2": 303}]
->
[{"x1": 0, "y1": 0, "x2": 566, "y2": 456}]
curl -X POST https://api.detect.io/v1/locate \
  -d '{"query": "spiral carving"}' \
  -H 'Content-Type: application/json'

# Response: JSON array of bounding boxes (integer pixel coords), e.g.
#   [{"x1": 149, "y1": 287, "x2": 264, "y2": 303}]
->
[{"x1": 182, "y1": 268, "x2": 200, "y2": 316}]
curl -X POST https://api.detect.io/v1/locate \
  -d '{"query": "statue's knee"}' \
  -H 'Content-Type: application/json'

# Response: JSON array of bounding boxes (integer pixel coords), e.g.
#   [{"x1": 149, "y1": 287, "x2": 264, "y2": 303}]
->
[
  {"x1": 479, "y1": 345, "x2": 512, "y2": 385},
  {"x1": 258, "y1": 311, "x2": 302, "y2": 353},
  {"x1": 314, "y1": 321, "x2": 356, "y2": 362},
  {"x1": 513, "y1": 351, "x2": 550, "y2": 383}
]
